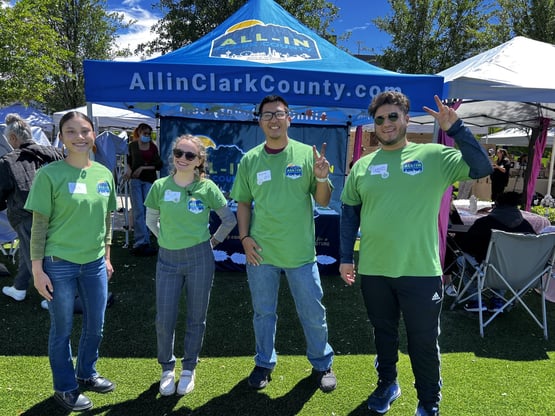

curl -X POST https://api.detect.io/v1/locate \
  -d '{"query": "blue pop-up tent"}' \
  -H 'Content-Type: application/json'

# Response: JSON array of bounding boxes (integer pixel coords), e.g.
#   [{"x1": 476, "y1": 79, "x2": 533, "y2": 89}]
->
[{"x1": 83, "y1": 0, "x2": 443, "y2": 126}]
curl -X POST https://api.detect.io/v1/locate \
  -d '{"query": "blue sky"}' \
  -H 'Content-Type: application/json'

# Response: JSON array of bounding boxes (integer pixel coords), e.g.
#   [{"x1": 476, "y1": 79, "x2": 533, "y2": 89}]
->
[
  {"x1": 330, "y1": 0, "x2": 392, "y2": 54},
  {"x1": 108, "y1": 0, "x2": 393, "y2": 60}
]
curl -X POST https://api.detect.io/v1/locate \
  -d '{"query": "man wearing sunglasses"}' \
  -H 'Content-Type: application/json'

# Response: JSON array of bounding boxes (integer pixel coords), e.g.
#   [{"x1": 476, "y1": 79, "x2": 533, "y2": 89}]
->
[
  {"x1": 230, "y1": 94, "x2": 336, "y2": 393},
  {"x1": 339, "y1": 91, "x2": 493, "y2": 416}
]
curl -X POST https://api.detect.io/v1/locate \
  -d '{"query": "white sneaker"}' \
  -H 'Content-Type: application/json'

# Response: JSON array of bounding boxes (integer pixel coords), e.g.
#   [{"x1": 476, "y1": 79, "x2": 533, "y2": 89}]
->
[
  {"x1": 40, "y1": 300, "x2": 49, "y2": 310},
  {"x1": 177, "y1": 369, "x2": 195, "y2": 395},
  {"x1": 159, "y1": 370, "x2": 176, "y2": 396},
  {"x1": 2, "y1": 286, "x2": 26, "y2": 301}
]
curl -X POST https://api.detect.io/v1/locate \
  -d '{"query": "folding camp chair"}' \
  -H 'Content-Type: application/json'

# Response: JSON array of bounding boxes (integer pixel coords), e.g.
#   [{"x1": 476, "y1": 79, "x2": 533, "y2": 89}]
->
[{"x1": 462, "y1": 230, "x2": 555, "y2": 339}]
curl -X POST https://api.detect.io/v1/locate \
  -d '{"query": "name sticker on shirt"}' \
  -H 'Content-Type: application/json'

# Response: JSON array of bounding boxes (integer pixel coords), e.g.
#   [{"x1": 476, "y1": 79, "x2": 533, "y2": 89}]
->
[
  {"x1": 369, "y1": 164, "x2": 389, "y2": 179},
  {"x1": 402, "y1": 160, "x2": 424, "y2": 176},
  {"x1": 69, "y1": 182, "x2": 87, "y2": 194},
  {"x1": 164, "y1": 190, "x2": 181, "y2": 203},
  {"x1": 257, "y1": 170, "x2": 271, "y2": 185}
]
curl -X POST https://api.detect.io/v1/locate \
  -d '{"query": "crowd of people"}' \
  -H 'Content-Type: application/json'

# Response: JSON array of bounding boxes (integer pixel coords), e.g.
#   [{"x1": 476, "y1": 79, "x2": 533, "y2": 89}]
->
[{"x1": 3, "y1": 91, "x2": 543, "y2": 416}]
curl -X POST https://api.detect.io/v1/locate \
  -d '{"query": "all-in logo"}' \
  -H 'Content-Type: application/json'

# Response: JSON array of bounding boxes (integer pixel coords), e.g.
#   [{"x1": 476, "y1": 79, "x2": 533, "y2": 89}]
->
[
  {"x1": 210, "y1": 20, "x2": 321, "y2": 64},
  {"x1": 285, "y1": 164, "x2": 303, "y2": 179},
  {"x1": 402, "y1": 160, "x2": 423, "y2": 176},
  {"x1": 188, "y1": 198, "x2": 205, "y2": 214},
  {"x1": 96, "y1": 180, "x2": 111, "y2": 197}
]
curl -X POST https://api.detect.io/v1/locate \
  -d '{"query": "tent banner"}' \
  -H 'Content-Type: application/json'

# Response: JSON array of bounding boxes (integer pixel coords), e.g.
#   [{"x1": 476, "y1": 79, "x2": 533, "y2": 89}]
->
[{"x1": 159, "y1": 117, "x2": 348, "y2": 212}]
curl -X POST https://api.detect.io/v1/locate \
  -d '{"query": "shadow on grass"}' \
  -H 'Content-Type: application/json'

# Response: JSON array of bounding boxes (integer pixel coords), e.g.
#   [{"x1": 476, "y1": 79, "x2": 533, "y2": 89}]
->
[{"x1": 21, "y1": 375, "x2": 319, "y2": 416}]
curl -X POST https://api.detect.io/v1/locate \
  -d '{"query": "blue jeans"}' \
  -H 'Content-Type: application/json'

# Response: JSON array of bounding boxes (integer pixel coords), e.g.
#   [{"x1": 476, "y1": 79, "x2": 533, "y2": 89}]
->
[
  {"x1": 130, "y1": 178, "x2": 152, "y2": 248},
  {"x1": 156, "y1": 242, "x2": 215, "y2": 372},
  {"x1": 44, "y1": 256, "x2": 108, "y2": 393},
  {"x1": 246, "y1": 262, "x2": 334, "y2": 371}
]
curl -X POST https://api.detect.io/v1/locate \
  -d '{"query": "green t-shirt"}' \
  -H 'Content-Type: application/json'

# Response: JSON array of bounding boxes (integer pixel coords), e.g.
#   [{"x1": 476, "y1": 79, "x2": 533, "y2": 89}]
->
[
  {"x1": 144, "y1": 176, "x2": 227, "y2": 250},
  {"x1": 341, "y1": 142, "x2": 471, "y2": 277},
  {"x1": 24, "y1": 160, "x2": 117, "y2": 264},
  {"x1": 230, "y1": 139, "x2": 325, "y2": 268}
]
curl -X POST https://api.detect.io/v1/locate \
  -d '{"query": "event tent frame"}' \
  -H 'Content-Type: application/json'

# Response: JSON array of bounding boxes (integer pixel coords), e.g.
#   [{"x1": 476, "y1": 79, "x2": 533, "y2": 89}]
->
[{"x1": 82, "y1": 0, "x2": 443, "y2": 127}]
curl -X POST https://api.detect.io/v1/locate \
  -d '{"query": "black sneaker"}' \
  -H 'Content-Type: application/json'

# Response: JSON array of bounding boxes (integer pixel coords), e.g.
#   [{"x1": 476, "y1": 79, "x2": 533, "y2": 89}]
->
[
  {"x1": 248, "y1": 366, "x2": 272, "y2": 389},
  {"x1": 77, "y1": 375, "x2": 115, "y2": 393},
  {"x1": 367, "y1": 379, "x2": 401, "y2": 413},
  {"x1": 312, "y1": 368, "x2": 337, "y2": 392},
  {"x1": 54, "y1": 390, "x2": 92, "y2": 412},
  {"x1": 463, "y1": 300, "x2": 487, "y2": 312},
  {"x1": 488, "y1": 297, "x2": 505, "y2": 313}
]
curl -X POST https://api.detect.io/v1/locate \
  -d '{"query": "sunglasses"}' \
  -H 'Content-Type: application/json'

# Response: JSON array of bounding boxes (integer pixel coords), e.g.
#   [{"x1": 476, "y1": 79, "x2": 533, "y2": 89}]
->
[
  {"x1": 374, "y1": 112, "x2": 400, "y2": 126},
  {"x1": 172, "y1": 149, "x2": 198, "y2": 161},
  {"x1": 259, "y1": 111, "x2": 289, "y2": 121}
]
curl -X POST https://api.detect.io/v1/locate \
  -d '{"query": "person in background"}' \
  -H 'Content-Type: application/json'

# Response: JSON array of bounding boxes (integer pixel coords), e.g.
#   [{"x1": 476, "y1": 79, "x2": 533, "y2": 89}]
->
[
  {"x1": 456, "y1": 191, "x2": 535, "y2": 313},
  {"x1": 125, "y1": 123, "x2": 162, "y2": 256},
  {"x1": 1, "y1": 114, "x2": 63, "y2": 303},
  {"x1": 145, "y1": 134, "x2": 236, "y2": 396},
  {"x1": 340, "y1": 92, "x2": 492, "y2": 416},
  {"x1": 490, "y1": 148, "x2": 511, "y2": 202},
  {"x1": 230, "y1": 94, "x2": 337, "y2": 393},
  {"x1": 25, "y1": 111, "x2": 117, "y2": 412}
]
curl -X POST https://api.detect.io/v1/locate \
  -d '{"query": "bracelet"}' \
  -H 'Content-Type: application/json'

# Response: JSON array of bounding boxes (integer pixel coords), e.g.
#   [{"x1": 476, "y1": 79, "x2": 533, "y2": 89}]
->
[
  {"x1": 240, "y1": 235, "x2": 251, "y2": 242},
  {"x1": 316, "y1": 176, "x2": 329, "y2": 183}
]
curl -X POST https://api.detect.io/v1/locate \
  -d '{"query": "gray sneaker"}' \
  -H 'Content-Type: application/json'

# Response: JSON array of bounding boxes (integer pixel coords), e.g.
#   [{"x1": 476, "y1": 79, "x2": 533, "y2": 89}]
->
[{"x1": 312, "y1": 368, "x2": 337, "y2": 392}]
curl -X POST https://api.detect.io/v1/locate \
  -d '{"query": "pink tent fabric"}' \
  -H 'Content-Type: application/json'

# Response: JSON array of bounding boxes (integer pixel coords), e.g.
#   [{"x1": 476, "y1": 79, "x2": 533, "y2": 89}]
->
[
  {"x1": 352, "y1": 125, "x2": 363, "y2": 164},
  {"x1": 525, "y1": 117, "x2": 551, "y2": 210},
  {"x1": 437, "y1": 101, "x2": 460, "y2": 269}
]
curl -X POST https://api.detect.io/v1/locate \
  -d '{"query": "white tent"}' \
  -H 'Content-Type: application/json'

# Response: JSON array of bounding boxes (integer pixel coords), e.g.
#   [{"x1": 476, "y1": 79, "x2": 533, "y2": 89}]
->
[
  {"x1": 409, "y1": 36, "x2": 555, "y2": 205},
  {"x1": 53, "y1": 103, "x2": 157, "y2": 131},
  {"x1": 411, "y1": 36, "x2": 555, "y2": 130},
  {"x1": 481, "y1": 128, "x2": 555, "y2": 147}
]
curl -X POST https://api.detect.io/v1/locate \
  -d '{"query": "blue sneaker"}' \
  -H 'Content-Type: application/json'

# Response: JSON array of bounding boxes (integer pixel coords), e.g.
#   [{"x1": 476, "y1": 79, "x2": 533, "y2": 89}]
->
[
  {"x1": 367, "y1": 379, "x2": 401, "y2": 413},
  {"x1": 415, "y1": 402, "x2": 440, "y2": 416}
]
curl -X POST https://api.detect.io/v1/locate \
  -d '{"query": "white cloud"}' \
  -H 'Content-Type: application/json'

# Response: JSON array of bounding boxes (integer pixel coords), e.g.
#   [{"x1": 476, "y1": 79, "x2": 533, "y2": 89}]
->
[{"x1": 108, "y1": 4, "x2": 162, "y2": 61}]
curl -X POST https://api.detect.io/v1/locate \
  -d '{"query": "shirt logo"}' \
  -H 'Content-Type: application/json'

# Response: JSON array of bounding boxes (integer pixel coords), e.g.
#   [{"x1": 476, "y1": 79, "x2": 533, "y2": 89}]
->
[
  {"x1": 285, "y1": 164, "x2": 302, "y2": 179},
  {"x1": 97, "y1": 180, "x2": 111, "y2": 197},
  {"x1": 402, "y1": 160, "x2": 423, "y2": 176},
  {"x1": 188, "y1": 198, "x2": 205, "y2": 214}
]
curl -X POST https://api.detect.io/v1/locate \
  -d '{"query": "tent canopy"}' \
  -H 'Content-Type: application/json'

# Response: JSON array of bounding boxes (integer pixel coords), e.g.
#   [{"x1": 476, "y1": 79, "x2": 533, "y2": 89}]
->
[
  {"x1": 83, "y1": 0, "x2": 443, "y2": 126},
  {"x1": 0, "y1": 103, "x2": 53, "y2": 131},
  {"x1": 481, "y1": 128, "x2": 555, "y2": 147},
  {"x1": 411, "y1": 36, "x2": 555, "y2": 129},
  {"x1": 53, "y1": 103, "x2": 157, "y2": 131}
]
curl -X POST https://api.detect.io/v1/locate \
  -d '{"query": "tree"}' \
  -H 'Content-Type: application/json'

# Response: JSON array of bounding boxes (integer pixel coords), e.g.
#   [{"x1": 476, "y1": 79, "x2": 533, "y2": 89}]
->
[
  {"x1": 137, "y1": 0, "x2": 340, "y2": 56},
  {"x1": 35, "y1": 0, "x2": 131, "y2": 112},
  {"x1": 0, "y1": 1, "x2": 67, "y2": 106},
  {"x1": 373, "y1": 0, "x2": 499, "y2": 74},
  {"x1": 495, "y1": 0, "x2": 555, "y2": 44}
]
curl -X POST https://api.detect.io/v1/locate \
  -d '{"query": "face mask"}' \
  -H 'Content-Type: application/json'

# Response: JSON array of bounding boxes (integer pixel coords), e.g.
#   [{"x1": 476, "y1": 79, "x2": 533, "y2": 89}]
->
[{"x1": 140, "y1": 135, "x2": 151, "y2": 143}]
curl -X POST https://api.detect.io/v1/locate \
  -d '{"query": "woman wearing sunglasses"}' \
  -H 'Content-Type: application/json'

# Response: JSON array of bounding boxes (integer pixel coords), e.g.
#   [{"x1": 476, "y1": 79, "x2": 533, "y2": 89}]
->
[{"x1": 144, "y1": 134, "x2": 236, "y2": 396}]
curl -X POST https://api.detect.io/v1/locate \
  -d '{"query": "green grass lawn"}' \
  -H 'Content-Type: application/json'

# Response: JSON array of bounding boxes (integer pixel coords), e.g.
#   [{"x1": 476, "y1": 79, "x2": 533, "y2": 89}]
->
[{"x1": 1, "y1": 231, "x2": 555, "y2": 415}]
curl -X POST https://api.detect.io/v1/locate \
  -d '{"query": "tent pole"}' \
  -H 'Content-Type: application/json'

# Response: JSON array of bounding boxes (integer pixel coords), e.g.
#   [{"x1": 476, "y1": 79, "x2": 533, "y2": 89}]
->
[{"x1": 547, "y1": 131, "x2": 555, "y2": 197}]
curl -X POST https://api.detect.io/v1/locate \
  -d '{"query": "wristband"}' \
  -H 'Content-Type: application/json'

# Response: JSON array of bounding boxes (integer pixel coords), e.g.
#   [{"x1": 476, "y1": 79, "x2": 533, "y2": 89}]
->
[
  {"x1": 316, "y1": 176, "x2": 329, "y2": 183},
  {"x1": 240, "y1": 235, "x2": 251, "y2": 242}
]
